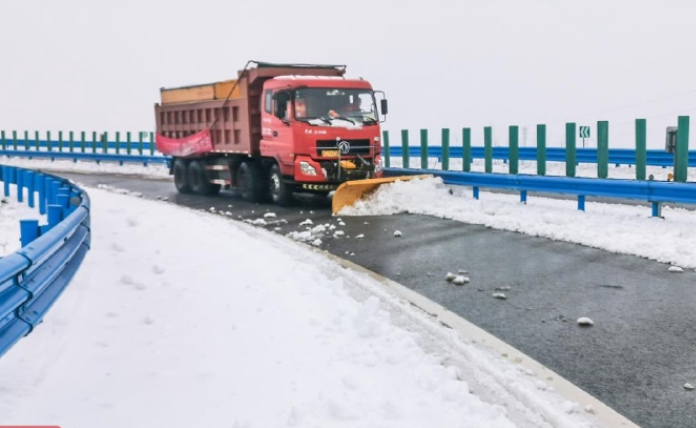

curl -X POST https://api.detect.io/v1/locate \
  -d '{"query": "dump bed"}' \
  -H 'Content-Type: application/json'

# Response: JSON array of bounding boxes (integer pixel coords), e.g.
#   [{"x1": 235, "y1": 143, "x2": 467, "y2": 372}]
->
[{"x1": 154, "y1": 61, "x2": 346, "y2": 157}]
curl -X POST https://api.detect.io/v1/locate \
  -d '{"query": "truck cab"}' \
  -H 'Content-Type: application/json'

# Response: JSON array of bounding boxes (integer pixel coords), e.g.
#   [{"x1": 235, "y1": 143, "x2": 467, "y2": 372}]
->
[{"x1": 260, "y1": 76, "x2": 385, "y2": 193}]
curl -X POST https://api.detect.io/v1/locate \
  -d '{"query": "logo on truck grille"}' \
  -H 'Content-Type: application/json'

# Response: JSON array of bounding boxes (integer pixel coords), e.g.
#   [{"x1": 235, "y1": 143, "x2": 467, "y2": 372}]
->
[{"x1": 338, "y1": 141, "x2": 351, "y2": 155}]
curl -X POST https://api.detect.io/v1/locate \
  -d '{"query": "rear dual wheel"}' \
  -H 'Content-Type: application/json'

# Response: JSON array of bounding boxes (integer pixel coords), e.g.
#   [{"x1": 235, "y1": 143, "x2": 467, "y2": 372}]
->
[
  {"x1": 173, "y1": 159, "x2": 220, "y2": 195},
  {"x1": 188, "y1": 160, "x2": 221, "y2": 196},
  {"x1": 173, "y1": 159, "x2": 192, "y2": 194}
]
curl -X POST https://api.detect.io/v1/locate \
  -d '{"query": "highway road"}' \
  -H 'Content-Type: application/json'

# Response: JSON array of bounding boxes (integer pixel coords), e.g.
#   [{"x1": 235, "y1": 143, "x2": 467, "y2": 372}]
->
[{"x1": 61, "y1": 171, "x2": 696, "y2": 428}]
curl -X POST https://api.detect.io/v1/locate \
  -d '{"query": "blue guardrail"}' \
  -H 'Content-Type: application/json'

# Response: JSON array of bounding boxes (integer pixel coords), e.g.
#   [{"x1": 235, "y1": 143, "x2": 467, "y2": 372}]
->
[
  {"x1": 385, "y1": 167, "x2": 696, "y2": 217},
  {"x1": 0, "y1": 165, "x2": 91, "y2": 359}
]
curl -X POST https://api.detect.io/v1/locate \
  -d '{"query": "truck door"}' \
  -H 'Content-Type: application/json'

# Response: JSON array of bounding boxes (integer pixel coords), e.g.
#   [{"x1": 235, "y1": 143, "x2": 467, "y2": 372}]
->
[{"x1": 260, "y1": 89, "x2": 294, "y2": 174}]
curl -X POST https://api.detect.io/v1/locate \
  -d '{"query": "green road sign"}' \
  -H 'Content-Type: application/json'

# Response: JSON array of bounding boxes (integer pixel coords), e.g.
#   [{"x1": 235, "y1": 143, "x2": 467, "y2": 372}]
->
[{"x1": 579, "y1": 126, "x2": 591, "y2": 138}]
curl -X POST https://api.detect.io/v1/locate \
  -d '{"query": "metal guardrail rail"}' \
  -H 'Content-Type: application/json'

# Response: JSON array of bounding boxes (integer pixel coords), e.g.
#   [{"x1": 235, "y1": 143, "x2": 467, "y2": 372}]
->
[
  {"x1": 0, "y1": 165, "x2": 91, "y2": 359},
  {"x1": 0, "y1": 149, "x2": 170, "y2": 167},
  {"x1": 385, "y1": 167, "x2": 696, "y2": 217},
  {"x1": 386, "y1": 146, "x2": 695, "y2": 168}
]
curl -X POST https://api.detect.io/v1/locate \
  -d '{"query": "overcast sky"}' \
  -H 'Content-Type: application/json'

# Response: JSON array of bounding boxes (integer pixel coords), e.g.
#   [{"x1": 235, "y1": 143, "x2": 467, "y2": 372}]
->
[{"x1": 2, "y1": 0, "x2": 695, "y2": 148}]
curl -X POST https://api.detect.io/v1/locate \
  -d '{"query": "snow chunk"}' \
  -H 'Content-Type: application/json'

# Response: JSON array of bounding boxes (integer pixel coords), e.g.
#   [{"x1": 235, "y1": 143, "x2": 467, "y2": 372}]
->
[
  {"x1": 287, "y1": 231, "x2": 313, "y2": 242},
  {"x1": 355, "y1": 234, "x2": 365, "y2": 239},
  {"x1": 668, "y1": 266, "x2": 684, "y2": 273},
  {"x1": 263, "y1": 212, "x2": 277, "y2": 219},
  {"x1": 311, "y1": 239, "x2": 322, "y2": 247},
  {"x1": 684, "y1": 383, "x2": 695, "y2": 390},
  {"x1": 338, "y1": 221, "x2": 346, "y2": 226},
  {"x1": 445, "y1": 272, "x2": 456, "y2": 282},
  {"x1": 244, "y1": 218, "x2": 267, "y2": 226},
  {"x1": 311, "y1": 225, "x2": 326, "y2": 234},
  {"x1": 333, "y1": 231, "x2": 345, "y2": 238},
  {"x1": 299, "y1": 219, "x2": 313, "y2": 226},
  {"x1": 492, "y1": 293, "x2": 507, "y2": 300},
  {"x1": 577, "y1": 317, "x2": 594, "y2": 326},
  {"x1": 453, "y1": 275, "x2": 470, "y2": 285},
  {"x1": 394, "y1": 230, "x2": 402, "y2": 237}
]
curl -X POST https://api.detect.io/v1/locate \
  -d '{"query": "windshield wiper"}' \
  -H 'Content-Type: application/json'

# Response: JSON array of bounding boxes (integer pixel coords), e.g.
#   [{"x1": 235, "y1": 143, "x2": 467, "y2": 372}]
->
[
  {"x1": 329, "y1": 116, "x2": 356, "y2": 124},
  {"x1": 297, "y1": 117, "x2": 331, "y2": 125}
]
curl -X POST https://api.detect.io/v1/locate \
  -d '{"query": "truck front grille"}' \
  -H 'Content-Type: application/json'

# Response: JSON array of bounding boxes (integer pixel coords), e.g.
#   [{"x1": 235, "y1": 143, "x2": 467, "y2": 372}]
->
[{"x1": 316, "y1": 139, "x2": 372, "y2": 156}]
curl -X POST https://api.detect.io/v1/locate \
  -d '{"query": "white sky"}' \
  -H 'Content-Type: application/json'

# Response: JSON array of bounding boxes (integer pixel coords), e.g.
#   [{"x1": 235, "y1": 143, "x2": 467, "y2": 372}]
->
[
  {"x1": 0, "y1": 182, "x2": 621, "y2": 428},
  {"x1": 2, "y1": 1, "x2": 696, "y2": 148}
]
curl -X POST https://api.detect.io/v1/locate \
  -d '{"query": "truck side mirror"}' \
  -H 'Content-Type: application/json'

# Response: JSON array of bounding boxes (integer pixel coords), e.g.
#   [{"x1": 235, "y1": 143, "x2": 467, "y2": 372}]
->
[
  {"x1": 380, "y1": 99, "x2": 388, "y2": 115},
  {"x1": 665, "y1": 126, "x2": 678, "y2": 153}
]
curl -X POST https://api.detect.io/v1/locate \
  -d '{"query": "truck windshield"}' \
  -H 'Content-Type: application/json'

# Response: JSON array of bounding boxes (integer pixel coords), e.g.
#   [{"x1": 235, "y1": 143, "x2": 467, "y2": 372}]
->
[{"x1": 293, "y1": 88, "x2": 377, "y2": 125}]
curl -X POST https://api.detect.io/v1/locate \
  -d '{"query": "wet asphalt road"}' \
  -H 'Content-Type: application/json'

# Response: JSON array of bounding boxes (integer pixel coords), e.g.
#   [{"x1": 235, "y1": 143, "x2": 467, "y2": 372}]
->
[{"x1": 62, "y1": 171, "x2": 696, "y2": 428}]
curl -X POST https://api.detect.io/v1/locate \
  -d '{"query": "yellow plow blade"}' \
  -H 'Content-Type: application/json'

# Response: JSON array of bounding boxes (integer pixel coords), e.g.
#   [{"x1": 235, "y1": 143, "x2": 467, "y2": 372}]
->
[{"x1": 331, "y1": 174, "x2": 433, "y2": 214}]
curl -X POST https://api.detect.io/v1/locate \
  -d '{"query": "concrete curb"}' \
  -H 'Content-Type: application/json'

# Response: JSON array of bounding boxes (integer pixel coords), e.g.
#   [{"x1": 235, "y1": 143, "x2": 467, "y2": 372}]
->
[{"x1": 320, "y1": 251, "x2": 641, "y2": 428}]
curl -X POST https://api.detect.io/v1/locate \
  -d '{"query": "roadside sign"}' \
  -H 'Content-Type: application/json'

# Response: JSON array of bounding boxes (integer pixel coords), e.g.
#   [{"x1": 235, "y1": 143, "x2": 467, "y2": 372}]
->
[{"x1": 579, "y1": 126, "x2": 591, "y2": 139}]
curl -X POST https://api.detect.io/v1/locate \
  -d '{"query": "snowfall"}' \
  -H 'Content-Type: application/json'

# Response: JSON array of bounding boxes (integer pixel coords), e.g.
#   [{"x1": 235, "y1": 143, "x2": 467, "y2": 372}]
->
[{"x1": 3, "y1": 155, "x2": 692, "y2": 427}]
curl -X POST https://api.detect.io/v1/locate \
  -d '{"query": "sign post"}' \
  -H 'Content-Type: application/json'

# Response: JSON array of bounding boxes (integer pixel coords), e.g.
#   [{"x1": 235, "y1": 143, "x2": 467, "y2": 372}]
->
[{"x1": 579, "y1": 126, "x2": 591, "y2": 148}]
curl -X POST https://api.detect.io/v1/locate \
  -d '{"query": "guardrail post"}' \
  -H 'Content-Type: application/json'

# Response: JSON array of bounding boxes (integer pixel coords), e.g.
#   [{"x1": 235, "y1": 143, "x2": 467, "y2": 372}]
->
[
  {"x1": 57, "y1": 189, "x2": 70, "y2": 217},
  {"x1": 16, "y1": 168, "x2": 24, "y2": 203},
  {"x1": 2, "y1": 166, "x2": 9, "y2": 197},
  {"x1": 442, "y1": 128, "x2": 450, "y2": 171},
  {"x1": 127, "y1": 131, "x2": 132, "y2": 155},
  {"x1": 509, "y1": 125, "x2": 519, "y2": 174},
  {"x1": 578, "y1": 195, "x2": 585, "y2": 211},
  {"x1": 47, "y1": 131, "x2": 52, "y2": 152},
  {"x1": 116, "y1": 131, "x2": 120, "y2": 155},
  {"x1": 138, "y1": 131, "x2": 144, "y2": 155},
  {"x1": 383, "y1": 130, "x2": 391, "y2": 168},
  {"x1": 150, "y1": 132, "x2": 155, "y2": 155},
  {"x1": 463, "y1": 128, "x2": 471, "y2": 172},
  {"x1": 537, "y1": 124, "x2": 546, "y2": 176},
  {"x1": 58, "y1": 130, "x2": 64, "y2": 152},
  {"x1": 401, "y1": 129, "x2": 410, "y2": 169},
  {"x1": 81, "y1": 131, "x2": 86, "y2": 153},
  {"x1": 420, "y1": 129, "x2": 428, "y2": 169},
  {"x1": 566, "y1": 122, "x2": 576, "y2": 177},
  {"x1": 35, "y1": 172, "x2": 46, "y2": 215},
  {"x1": 91, "y1": 131, "x2": 97, "y2": 153},
  {"x1": 69, "y1": 131, "x2": 75, "y2": 153},
  {"x1": 597, "y1": 121, "x2": 609, "y2": 179},
  {"x1": 473, "y1": 186, "x2": 480, "y2": 200},
  {"x1": 635, "y1": 119, "x2": 647, "y2": 180},
  {"x1": 25, "y1": 171, "x2": 35, "y2": 208},
  {"x1": 520, "y1": 190, "x2": 527, "y2": 204},
  {"x1": 0, "y1": 130, "x2": 5, "y2": 150},
  {"x1": 46, "y1": 177, "x2": 57, "y2": 205},
  {"x1": 102, "y1": 131, "x2": 108, "y2": 154},
  {"x1": 20, "y1": 219, "x2": 40, "y2": 247},
  {"x1": 47, "y1": 204, "x2": 63, "y2": 228},
  {"x1": 12, "y1": 130, "x2": 17, "y2": 150},
  {"x1": 652, "y1": 202, "x2": 662, "y2": 218},
  {"x1": 484, "y1": 127, "x2": 493, "y2": 173},
  {"x1": 676, "y1": 116, "x2": 689, "y2": 182}
]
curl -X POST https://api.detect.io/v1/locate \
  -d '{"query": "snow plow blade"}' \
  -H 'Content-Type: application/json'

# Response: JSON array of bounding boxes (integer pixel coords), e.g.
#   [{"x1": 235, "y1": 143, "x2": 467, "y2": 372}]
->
[{"x1": 331, "y1": 175, "x2": 433, "y2": 214}]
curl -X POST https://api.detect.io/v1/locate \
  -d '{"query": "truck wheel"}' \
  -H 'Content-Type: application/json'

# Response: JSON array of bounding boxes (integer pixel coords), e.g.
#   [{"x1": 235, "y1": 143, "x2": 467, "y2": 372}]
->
[
  {"x1": 173, "y1": 159, "x2": 192, "y2": 194},
  {"x1": 189, "y1": 160, "x2": 221, "y2": 196},
  {"x1": 268, "y1": 164, "x2": 294, "y2": 205},
  {"x1": 238, "y1": 161, "x2": 265, "y2": 202}
]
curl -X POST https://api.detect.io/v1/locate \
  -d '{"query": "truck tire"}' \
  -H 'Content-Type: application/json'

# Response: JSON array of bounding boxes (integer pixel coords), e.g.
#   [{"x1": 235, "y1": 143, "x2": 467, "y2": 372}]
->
[
  {"x1": 238, "y1": 161, "x2": 266, "y2": 202},
  {"x1": 173, "y1": 159, "x2": 192, "y2": 194},
  {"x1": 268, "y1": 164, "x2": 294, "y2": 206},
  {"x1": 188, "y1": 160, "x2": 221, "y2": 196}
]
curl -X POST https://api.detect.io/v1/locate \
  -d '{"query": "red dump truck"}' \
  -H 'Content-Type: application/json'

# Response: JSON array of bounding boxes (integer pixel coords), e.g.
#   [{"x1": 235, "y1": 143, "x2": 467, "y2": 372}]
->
[{"x1": 154, "y1": 61, "x2": 389, "y2": 205}]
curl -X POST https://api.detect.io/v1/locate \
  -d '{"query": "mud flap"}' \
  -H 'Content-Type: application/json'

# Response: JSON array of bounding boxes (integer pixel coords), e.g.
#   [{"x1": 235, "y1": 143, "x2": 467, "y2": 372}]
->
[{"x1": 331, "y1": 175, "x2": 433, "y2": 214}]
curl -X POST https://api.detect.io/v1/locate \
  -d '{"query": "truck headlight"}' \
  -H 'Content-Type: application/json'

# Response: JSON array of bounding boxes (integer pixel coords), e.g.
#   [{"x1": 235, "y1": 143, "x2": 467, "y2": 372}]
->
[{"x1": 300, "y1": 161, "x2": 317, "y2": 176}]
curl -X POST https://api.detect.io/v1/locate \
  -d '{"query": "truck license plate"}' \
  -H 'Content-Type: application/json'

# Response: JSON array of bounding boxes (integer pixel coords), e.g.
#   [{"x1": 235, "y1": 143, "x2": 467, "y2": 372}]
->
[{"x1": 321, "y1": 150, "x2": 339, "y2": 157}]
